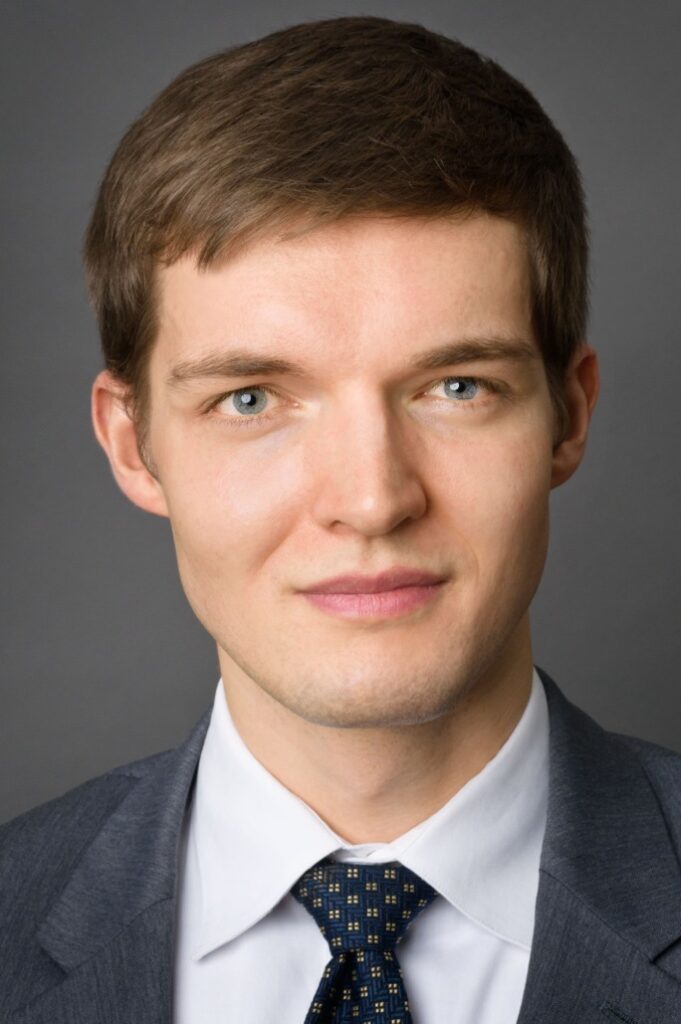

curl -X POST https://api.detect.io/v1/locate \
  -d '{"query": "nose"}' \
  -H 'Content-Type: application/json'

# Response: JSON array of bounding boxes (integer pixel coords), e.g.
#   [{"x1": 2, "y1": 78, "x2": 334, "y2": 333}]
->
[{"x1": 309, "y1": 390, "x2": 428, "y2": 537}]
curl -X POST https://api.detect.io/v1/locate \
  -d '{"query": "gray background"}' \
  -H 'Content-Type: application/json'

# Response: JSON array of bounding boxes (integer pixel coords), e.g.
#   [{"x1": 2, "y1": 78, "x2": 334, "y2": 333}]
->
[{"x1": 1, "y1": 0, "x2": 679, "y2": 825}]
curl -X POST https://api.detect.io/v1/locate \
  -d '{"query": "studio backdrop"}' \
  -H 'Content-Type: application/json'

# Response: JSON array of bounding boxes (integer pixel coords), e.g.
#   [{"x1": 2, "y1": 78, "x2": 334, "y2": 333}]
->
[{"x1": 1, "y1": 0, "x2": 680, "y2": 824}]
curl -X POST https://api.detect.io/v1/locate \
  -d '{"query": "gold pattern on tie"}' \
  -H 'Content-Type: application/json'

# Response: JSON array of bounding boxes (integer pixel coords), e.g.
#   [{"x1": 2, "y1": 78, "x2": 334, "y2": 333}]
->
[{"x1": 291, "y1": 857, "x2": 439, "y2": 1023}]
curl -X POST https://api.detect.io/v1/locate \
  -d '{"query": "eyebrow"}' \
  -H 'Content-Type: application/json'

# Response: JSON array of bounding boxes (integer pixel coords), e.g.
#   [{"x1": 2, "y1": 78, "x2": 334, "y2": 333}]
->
[{"x1": 165, "y1": 336, "x2": 540, "y2": 390}]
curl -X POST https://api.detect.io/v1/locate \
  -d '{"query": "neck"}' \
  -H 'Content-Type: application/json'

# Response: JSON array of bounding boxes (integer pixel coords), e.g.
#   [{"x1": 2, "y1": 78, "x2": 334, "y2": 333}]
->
[{"x1": 221, "y1": 630, "x2": 534, "y2": 845}]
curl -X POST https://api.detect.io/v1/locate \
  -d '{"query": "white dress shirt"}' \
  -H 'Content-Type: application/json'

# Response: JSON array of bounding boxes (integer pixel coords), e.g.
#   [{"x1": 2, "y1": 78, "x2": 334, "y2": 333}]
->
[{"x1": 172, "y1": 667, "x2": 549, "y2": 1023}]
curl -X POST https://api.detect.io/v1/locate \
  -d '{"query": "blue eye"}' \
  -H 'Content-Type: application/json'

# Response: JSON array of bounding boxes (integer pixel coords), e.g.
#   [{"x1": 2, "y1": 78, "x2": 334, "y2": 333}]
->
[
  {"x1": 206, "y1": 383, "x2": 283, "y2": 429},
  {"x1": 230, "y1": 387, "x2": 270, "y2": 415},
  {"x1": 442, "y1": 377, "x2": 480, "y2": 400}
]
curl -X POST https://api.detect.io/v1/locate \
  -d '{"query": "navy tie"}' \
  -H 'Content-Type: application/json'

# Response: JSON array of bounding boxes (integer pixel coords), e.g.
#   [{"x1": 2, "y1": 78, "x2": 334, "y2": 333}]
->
[{"x1": 291, "y1": 856, "x2": 439, "y2": 1023}]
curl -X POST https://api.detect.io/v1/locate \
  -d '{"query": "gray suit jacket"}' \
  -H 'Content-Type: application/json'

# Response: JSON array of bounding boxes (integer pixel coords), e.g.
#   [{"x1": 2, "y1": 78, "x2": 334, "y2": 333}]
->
[{"x1": 2, "y1": 666, "x2": 681, "y2": 1023}]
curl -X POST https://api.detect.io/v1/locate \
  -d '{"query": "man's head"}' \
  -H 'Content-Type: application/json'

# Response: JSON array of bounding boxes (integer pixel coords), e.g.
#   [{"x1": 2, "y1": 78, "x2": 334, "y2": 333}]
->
[{"x1": 90, "y1": 17, "x2": 598, "y2": 730}]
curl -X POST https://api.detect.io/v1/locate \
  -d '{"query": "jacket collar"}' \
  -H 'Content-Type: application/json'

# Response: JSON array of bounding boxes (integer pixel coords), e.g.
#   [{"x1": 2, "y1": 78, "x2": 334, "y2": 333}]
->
[
  {"x1": 536, "y1": 666, "x2": 681, "y2": 960},
  {"x1": 37, "y1": 708, "x2": 212, "y2": 974}
]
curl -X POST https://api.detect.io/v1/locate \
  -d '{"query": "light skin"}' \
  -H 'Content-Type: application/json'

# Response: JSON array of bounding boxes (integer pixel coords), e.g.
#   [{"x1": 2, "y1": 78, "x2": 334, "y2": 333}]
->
[{"x1": 92, "y1": 212, "x2": 599, "y2": 843}]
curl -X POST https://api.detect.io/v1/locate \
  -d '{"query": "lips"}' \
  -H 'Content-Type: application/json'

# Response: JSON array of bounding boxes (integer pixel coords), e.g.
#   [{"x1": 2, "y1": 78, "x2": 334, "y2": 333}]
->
[{"x1": 301, "y1": 566, "x2": 447, "y2": 594}]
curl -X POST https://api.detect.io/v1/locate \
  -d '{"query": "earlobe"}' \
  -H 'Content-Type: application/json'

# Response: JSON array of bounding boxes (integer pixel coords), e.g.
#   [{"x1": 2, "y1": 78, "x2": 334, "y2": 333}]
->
[
  {"x1": 550, "y1": 344, "x2": 600, "y2": 489},
  {"x1": 90, "y1": 370, "x2": 170, "y2": 518}
]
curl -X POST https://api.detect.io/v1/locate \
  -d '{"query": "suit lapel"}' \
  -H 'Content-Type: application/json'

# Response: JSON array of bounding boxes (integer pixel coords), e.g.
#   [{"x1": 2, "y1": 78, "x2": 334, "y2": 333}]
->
[
  {"x1": 12, "y1": 901, "x2": 176, "y2": 1024},
  {"x1": 15, "y1": 670, "x2": 681, "y2": 1023},
  {"x1": 13, "y1": 709, "x2": 211, "y2": 1024},
  {"x1": 517, "y1": 668, "x2": 681, "y2": 1023}
]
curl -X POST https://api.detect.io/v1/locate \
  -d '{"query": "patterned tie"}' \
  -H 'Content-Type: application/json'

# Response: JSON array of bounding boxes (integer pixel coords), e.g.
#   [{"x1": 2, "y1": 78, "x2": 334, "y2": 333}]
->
[{"x1": 291, "y1": 855, "x2": 439, "y2": 1023}]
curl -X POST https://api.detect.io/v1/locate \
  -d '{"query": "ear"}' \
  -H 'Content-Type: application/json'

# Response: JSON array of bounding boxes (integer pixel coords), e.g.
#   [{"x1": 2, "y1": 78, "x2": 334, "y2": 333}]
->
[
  {"x1": 91, "y1": 370, "x2": 170, "y2": 518},
  {"x1": 550, "y1": 343, "x2": 600, "y2": 489}
]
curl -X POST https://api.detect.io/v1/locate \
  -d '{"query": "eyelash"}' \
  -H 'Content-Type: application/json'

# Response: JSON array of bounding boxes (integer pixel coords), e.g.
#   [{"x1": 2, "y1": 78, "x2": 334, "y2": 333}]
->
[{"x1": 204, "y1": 376, "x2": 501, "y2": 428}]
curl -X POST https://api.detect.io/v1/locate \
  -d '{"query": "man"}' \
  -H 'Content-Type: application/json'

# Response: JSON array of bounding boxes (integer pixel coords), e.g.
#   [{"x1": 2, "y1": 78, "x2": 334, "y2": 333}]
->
[{"x1": 1, "y1": 14, "x2": 679, "y2": 1024}]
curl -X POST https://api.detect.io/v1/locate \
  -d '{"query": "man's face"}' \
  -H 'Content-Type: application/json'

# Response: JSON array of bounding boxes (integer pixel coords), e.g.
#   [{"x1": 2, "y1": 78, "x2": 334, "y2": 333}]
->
[{"x1": 139, "y1": 213, "x2": 561, "y2": 728}]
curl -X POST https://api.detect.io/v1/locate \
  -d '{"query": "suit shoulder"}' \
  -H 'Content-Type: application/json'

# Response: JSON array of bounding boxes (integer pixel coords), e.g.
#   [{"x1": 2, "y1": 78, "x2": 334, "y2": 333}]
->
[
  {"x1": 0, "y1": 743, "x2": 176, "y2": 894},
  {"x1": 0, "y1": 745, "x2": 178, "y2": 1011},
  {"x1": 0, "y1": 740, "x2": 189, "y2": 1014},
  {"x1": 611, "y1": 727, "x2": 681, "y2": 766},
  {"x1": 610, "y1": 727, "x2": 681, "y2": 816}
]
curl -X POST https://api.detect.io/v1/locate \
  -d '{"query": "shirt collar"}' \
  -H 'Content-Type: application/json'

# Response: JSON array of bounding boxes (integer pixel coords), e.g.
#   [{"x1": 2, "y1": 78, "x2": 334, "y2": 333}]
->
[{"x1": 190, "y1": 667, "x2": 548, "y2": 959}]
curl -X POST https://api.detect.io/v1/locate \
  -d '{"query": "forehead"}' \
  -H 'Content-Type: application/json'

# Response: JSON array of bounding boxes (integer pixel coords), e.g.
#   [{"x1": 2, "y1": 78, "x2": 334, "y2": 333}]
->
[{"x1": 152, "y1": 213, "x2": 534, "y2": 375}]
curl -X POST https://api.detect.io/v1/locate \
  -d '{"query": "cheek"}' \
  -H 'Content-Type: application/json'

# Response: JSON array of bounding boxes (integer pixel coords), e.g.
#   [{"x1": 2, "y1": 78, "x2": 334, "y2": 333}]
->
[
  {"x1": 437, "y1": 428, "x2": 552, "y2": 582},
  {"x1": 160, "y1": 432, "x2": 304, "y2": 578}
]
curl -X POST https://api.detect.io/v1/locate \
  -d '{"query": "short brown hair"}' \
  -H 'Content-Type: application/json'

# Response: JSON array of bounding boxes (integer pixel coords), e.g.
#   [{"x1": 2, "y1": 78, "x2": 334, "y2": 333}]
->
[{"x1": 84, "y1": 15, "x2": 588, "y2": 465}]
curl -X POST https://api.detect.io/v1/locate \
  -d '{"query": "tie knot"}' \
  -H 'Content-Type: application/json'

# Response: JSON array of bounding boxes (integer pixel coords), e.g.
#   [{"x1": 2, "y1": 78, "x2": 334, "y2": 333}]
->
[{"x1": 291, "y1": 856, "x2": 439, "y2": 955}]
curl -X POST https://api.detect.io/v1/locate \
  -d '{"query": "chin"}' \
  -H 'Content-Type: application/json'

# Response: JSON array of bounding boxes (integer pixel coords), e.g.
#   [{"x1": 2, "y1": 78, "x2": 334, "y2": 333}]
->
[{"x1": 282, "y1": 669, "x2": 466, "y2": 730}]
